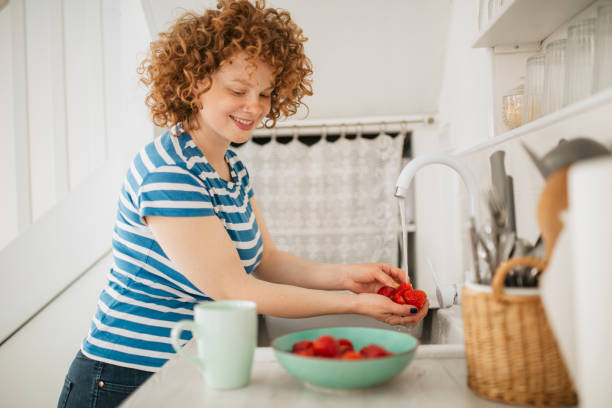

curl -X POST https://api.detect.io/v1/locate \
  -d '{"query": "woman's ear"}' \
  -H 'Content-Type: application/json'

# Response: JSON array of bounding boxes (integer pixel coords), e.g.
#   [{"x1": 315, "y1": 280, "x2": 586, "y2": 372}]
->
[{"x1": 193, "y1": 77, "x2": 211, "y2": 98}]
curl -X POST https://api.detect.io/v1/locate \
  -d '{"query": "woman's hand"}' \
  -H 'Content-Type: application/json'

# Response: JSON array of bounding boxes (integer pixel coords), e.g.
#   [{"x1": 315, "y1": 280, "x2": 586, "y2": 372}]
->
[
  {"x1": 342, "y1": 263, "x2": 407, "y2": 294},
  {"x1": 354, "y1": 293, "x2": 429, "y2": 327}
]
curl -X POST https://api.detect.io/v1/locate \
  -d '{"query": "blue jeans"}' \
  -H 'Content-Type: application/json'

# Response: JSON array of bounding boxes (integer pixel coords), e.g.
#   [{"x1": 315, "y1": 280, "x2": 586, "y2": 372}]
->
[{"x1": 57, "y1": 350, "x2": 153, "y2": 408}]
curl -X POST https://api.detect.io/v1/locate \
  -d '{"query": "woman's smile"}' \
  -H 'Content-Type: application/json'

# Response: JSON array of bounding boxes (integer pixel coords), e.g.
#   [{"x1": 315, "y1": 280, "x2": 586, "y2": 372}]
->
[{"x1": 229, "y1": 115, "x2": 256, "y2": 130}]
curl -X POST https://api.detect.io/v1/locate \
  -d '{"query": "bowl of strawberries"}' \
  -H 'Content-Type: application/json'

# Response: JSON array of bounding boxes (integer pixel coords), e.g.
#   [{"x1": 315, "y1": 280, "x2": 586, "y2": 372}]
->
[{"x1": 272, "y1": 327, "x2": 419, "y2": 391}]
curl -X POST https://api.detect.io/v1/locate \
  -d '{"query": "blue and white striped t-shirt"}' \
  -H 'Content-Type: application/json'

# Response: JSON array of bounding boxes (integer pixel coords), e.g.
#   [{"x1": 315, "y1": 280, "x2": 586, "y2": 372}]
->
[{"x1": 81, "y1": 123, "x2": 263, "y2": 371}]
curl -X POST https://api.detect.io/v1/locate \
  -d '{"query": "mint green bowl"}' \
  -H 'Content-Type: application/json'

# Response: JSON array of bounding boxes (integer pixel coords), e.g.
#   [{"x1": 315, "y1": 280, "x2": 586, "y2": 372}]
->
[{"x1": 272, "y1": 327, "x2": 419, "y2": 390}]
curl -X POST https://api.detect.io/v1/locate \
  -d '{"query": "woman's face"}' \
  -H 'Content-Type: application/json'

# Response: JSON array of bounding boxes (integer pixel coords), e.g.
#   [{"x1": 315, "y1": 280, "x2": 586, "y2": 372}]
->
[{"x1": 195, "y1": 52, "x2": 274, "y2": 145}]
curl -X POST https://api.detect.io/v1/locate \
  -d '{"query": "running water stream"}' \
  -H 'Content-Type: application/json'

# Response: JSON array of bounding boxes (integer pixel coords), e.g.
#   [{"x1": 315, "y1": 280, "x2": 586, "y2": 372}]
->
[{"x1": 397, "y1": 197, "x2": 409, "y2": 283}]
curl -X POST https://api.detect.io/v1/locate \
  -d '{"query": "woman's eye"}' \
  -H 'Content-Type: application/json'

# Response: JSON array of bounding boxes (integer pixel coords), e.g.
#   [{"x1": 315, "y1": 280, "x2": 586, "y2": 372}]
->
[
  {"x1": 260, "y1": 94, "x2": 271, "y2": 98},
  {"x1": 231, "y1": 90, "x2": 245, "y2": 96}
]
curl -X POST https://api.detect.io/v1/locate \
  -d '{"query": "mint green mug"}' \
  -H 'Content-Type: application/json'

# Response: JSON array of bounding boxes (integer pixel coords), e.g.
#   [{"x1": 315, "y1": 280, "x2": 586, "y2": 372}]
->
[{"x1": 170, "y1": 300, "x2": 257, "y2": 389}]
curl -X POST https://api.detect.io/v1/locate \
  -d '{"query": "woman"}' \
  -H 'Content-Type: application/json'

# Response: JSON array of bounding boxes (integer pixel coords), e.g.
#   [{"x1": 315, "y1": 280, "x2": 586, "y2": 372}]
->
[{"x1": 58, "y1": 1, "x2": 428, "y2": 406}]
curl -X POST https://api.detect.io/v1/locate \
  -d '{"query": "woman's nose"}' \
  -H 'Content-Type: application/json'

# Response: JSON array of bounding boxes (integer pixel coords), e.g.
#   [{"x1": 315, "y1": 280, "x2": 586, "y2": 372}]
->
[{"x1": 244, "y1": 94, "x2": 265, "y2": 114}]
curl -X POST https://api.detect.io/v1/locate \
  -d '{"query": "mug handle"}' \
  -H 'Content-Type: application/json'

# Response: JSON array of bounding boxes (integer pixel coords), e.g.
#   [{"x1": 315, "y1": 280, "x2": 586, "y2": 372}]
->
[{"x1": 170, "y1": 320, "x2": 204, "y2": 371}]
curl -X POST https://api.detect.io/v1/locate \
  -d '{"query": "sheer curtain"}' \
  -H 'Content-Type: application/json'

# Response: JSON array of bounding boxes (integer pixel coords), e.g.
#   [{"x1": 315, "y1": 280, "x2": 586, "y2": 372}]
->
[{"x1": 236, "y1": 131, "x2": 405, "y2": 266}]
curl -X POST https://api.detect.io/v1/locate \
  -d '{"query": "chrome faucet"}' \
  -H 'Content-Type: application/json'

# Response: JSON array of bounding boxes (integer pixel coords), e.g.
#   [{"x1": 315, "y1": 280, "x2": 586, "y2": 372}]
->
[{"x1": 395, "y1": 152, "x2": 482, "y2": 292}]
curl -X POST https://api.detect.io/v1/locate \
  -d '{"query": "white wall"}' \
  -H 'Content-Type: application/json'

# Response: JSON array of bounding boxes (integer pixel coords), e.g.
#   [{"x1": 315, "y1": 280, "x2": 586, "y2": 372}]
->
[
  {"x1": 142, "y1": 0, "x2": 451, "y2": 120},
  {"x1": 0, "y1": 2, "x2": 18, "y2": 250}
]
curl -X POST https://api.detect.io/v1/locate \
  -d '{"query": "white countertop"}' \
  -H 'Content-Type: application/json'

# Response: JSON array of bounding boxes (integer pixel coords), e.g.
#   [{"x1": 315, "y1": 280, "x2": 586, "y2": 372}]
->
[{"x1": 121, "y1": 344, "x2": 524, "y2": 408}]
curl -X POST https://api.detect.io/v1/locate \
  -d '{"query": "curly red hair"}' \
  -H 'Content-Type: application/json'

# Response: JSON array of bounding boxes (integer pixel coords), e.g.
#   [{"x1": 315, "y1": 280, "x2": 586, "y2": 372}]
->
[{"x1": 138, "y1": 0, "x2": 313, "y2": 131}]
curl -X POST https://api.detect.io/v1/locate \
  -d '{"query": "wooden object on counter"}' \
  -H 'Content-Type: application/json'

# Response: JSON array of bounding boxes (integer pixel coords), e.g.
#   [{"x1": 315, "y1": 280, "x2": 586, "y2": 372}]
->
[
  {"x1": 537, "y1": 166, "x2": 569, "y2": 261},
  {"x1": 462, "y1": 257, "x2": 577, "y2": 406}
]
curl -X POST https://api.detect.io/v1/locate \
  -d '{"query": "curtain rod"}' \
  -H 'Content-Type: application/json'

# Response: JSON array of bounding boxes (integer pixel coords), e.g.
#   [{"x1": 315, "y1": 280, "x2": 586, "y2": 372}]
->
[{"x1": 251, "y1": 114, "x2": 435, "y2": 138}]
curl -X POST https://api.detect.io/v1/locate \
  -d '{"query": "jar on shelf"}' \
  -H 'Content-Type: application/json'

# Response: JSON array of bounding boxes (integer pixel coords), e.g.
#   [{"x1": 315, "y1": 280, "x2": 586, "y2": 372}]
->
[
  {"x1": 523, "y1": 54, "x2": 545, "y2": 124},
  {"x1": 502, "y1": 84, "x2": 523, "y2": 130},
  {"x1": 543, "y1": 39, "x2": 567, "y2": 115},
  {"x1": 594, "y1": 2, "x2": 612, "y2": 92},
  {"x1": 487, "y1": 0, "x2": 504, "y2": 22},
  {"x1": 564, "y1": 18, "x2": 596, "y2": 106}
]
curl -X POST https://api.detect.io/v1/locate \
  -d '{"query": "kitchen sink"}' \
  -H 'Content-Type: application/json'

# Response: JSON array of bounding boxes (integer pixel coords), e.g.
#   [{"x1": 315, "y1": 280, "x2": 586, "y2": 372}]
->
[{"x1": 256, "y1": 306, "x2": 464, "y2": 347}]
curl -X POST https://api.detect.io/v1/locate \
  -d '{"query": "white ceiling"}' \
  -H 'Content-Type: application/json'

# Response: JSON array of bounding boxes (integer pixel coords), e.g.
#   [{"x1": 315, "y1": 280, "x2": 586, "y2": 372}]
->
[{"x1": 140, "y1": 0, "x2": 452, "y2": 120}]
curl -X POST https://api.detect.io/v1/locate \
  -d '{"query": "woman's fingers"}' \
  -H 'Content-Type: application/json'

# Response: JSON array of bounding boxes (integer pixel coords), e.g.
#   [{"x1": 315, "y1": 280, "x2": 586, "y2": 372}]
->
[
  {"x1": 379, "y1": 263, "x2": 407, "y2": 284},
  {"x1": 389, "y1": 302, "x2": 417, "y2": 317},
  {"x1": 375, "y1": 269, "x2": 398, "y2": 287},
  {"x1": 387, "y1": 300, "x2": 429, "y2": 326}
]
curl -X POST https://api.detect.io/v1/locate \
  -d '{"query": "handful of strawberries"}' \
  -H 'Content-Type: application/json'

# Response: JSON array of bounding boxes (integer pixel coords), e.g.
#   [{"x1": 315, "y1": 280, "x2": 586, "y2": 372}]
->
[{"x1": 377, "y1": 282, "x2": 427, "y2": 310}]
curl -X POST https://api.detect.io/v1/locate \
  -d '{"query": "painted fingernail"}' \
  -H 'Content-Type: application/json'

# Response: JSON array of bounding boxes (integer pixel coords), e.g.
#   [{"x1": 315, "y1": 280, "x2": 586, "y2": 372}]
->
[{"x1": 410, "y1": 307, "x2": 418, "y2": 314}]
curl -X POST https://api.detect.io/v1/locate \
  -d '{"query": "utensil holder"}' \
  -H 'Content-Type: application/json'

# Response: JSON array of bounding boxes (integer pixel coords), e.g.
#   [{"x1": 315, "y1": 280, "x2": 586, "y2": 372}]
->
[{"x1": 462, "y1": 257, "x2": 577, "y2": 406}]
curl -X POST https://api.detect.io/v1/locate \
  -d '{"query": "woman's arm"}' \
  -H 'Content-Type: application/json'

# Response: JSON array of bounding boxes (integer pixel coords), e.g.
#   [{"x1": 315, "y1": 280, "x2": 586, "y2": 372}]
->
[
  {"x1": 146, "y1": 213, "x2": 417, "y2": 325},
  {"x1": 250, "y1": 198, "x2": 404, "y2": 291}
]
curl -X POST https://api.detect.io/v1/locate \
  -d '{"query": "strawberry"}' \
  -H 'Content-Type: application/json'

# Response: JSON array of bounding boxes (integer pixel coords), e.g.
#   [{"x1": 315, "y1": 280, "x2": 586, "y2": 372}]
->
[
  {"x1": 395, "y1": 282, "x2": 413, "y2": 294},
  {"x1": 392, "y1": 291, "x2": 407, "y2": 304},
  {"x1": 294, "y1": 348, "x2": 314, "y2": 357},
  {"x1": 377, "y1": 285, "x2": 396, "y2": 298},
  {"x1": 312, "y1": 335, "x2": 339, "y2": 358},
  {"x1": 402, "y1": 289, "x2": 428, "y2": 310},
  {"x1": 341, "y1": 351, "x2": 363, "y2": 360},
  {"x1": 292, "y1": 340, "x2": 314, "y2": 353},
  {"x1": 359, "y1": 344, "x2": 393, "y2": 358},
  {"x1": 337, "y1": 338, "x2": 354, "y2": 355}
]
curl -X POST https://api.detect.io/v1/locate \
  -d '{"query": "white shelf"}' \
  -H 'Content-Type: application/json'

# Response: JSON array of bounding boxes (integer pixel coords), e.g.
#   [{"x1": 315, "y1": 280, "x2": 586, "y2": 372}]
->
[
  {"x1": 455, "y1": 87, "x2": 612, "y2": 156},
  {"x1": 473, "y1": 0, "x2": 594, "y2": 48}
]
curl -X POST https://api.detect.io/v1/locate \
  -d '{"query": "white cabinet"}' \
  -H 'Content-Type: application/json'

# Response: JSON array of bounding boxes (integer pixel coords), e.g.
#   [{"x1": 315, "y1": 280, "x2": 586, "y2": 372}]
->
[
  {"x1": 474, "y1": 0, "x2": 594, "y2": 48},
  {"x1": 470, "y1": 0, "x2": 609, "y2": 143}
]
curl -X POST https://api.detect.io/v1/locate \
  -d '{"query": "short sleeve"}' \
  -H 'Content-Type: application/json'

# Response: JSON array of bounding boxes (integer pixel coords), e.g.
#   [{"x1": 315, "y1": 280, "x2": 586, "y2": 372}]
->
[
  {"x1": 232, "y1": 155, "x2": 254, "y2": 199},
  {"x1": 137, "y1": 166, "x2": 216, "y2": 220},
  {"x1": 244, "y1": 166, "x2": 254, "y2": 199}
]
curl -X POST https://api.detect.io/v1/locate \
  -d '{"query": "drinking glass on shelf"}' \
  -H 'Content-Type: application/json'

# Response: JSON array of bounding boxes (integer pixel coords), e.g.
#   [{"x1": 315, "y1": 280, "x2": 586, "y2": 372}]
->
[
  {"x1": 487, "y1": 0, "x2": 504, "y2": 21},
  {"x1": 564, "y1": 19, "x2": 596, "y2": 106},
  {"x1": 594, "y1": 3, "x2": 612, "y2": 93},
  {"x1": 522, "y1": 54, "x2": 545, "y2": 123},
  {"x1": 502, "y1": 84, "x2": 523, "y2": 130},
  {"x1": 543, "y1": 39, "x2": 567, "y2": 115}
]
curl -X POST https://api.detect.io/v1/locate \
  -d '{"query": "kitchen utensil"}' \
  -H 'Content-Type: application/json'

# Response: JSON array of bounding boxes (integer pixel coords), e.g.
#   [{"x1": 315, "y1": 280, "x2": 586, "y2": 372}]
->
[
  {"x1": 469, "y1": 217, "x2": 482, "y2": 283},
  {"x1": 543, "y1": 39, "x2": 567, "y2": 115},
  {"x1": 506, "y1": 236, "x2": 536, "y2": 286},
  {"x1": 272, "y1": 327, "x2": 418, "y2": 391},
  {"x1": 170, "y1": 300, "x2": 257, "y2": 390},
  {"x1": 537, "y1": 166, "x2": 569, "y2": 261},
  {"x1": 594, "y1": 2, "x2": 612, "y2": 92},
  {"x1": 477, "y1": 228, "x2": 496, "y2": 281},
  {"x1": 489, "y1": 151, "x2": 508, "y2": 208},
  {"x1": 487, "y1": 189, "x2": 508, "y2": 247},
  {"x1": 498, "y1": 231, "x2": 516, "y2": 266},
  {"x1": 527, "y1": 235, "x2": 546, "y2": 260},
  {"x1": 505, "y1": 175, "x2": 516, "y2": 233},
  {"x1": 522, "y1": 137, "x2": 610, "y2": 180},
  {"x1": 493, "y1": 230, "x2": 516, "y2": 285},
  {"x1": 564, "y1": 19, "x2": 596, "y2": 106},
  {"x1": 524, "y1": 137, "x2": 611, "y2": 260}
]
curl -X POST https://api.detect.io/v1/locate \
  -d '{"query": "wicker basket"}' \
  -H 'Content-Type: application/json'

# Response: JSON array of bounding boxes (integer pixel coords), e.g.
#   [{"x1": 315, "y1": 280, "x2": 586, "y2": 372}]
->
[{"x1": 462, "y1": 257, "x2": 578, "y2": 406}]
